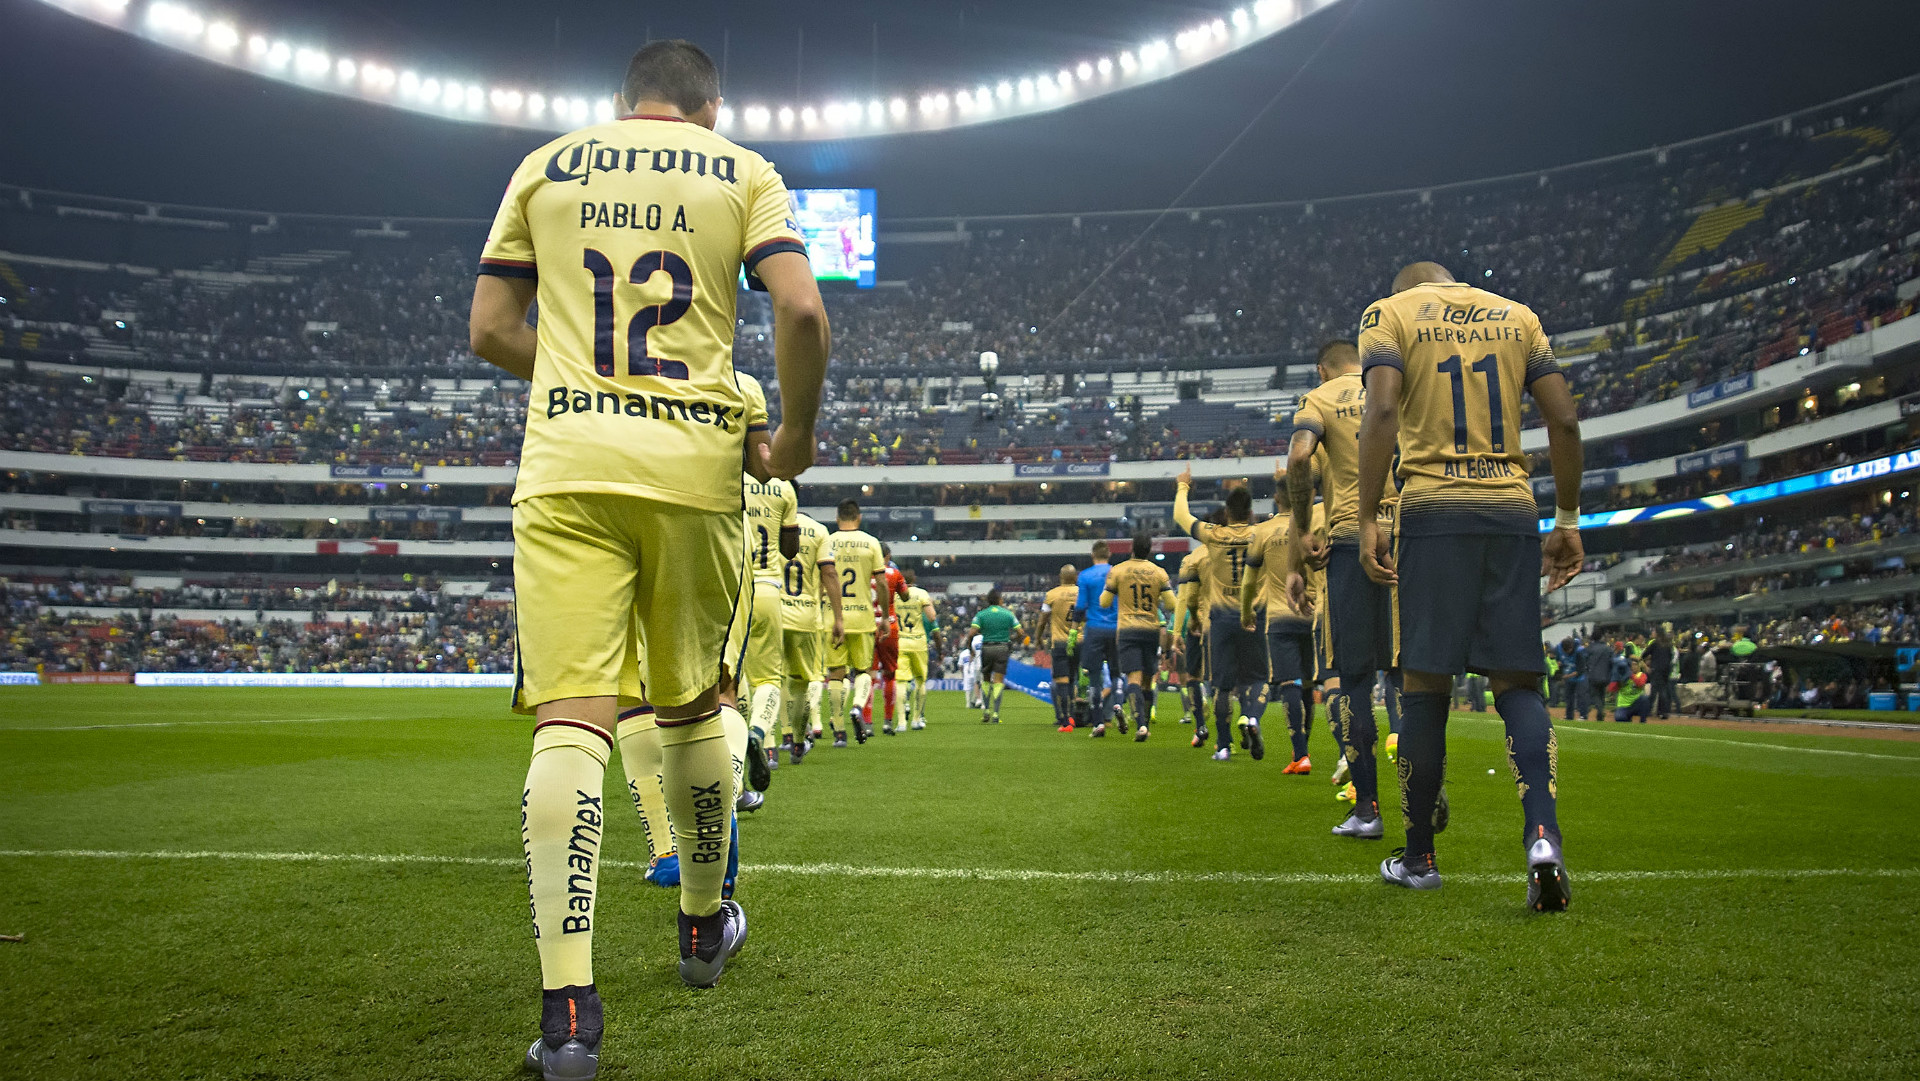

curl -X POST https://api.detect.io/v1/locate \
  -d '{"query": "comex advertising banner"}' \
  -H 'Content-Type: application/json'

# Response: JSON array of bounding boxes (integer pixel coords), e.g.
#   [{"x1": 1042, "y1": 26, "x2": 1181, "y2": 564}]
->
[
  {"x1": 1674, "y1": 444, "x2": 1747, "y2": 475},
  {"x1": 1686, "y1": 372, "x2": 1756, "y2": 409},
  {"x1": 135, "y1": 672, "x2": 515, "y2": 688},
  {"x1": 330, "y1": 464, "x2": 424, "y2": 479},
  {"x1": 1013, "y1": 462, "x2": 1112, "y2": 478}
]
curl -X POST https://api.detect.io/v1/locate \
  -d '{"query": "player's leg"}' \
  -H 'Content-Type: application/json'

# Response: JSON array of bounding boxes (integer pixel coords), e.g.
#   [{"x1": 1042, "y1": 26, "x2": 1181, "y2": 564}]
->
[
  {"x1": 1327, "y1": 544, "x2": 1390, "y2": 834},
  {"x1": 742, "y1": 582, "x2": 783, "y2": 791},
  {"x1": 630, "y1": 501, "x2": 750, "y2": 981},
  {"x1": 1206, "y1": 618, "x2": 1239, "y2": 758},
  {"x1": 1233, "y1": 627, "x2": 1269, "y2": 760},
  {"x1": 1382, "y1": 669, "x2": 1402, "y2": 762},
  {"x1": 615, "y1": 706, "x2": 681, "y2": 886},
  {"x1": 1050, "y1": 648, "x2": 1073, "y2": 729},
  {"x1": 1379, "y1": 533, "x2": 1475, "y2": 882}
]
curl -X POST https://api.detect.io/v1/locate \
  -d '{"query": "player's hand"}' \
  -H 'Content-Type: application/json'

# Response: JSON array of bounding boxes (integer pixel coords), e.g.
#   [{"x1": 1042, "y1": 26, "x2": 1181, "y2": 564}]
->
[
  {"x1": 1300, "y1": 530, "x2": 1329, "y2": 570},
  {"x1": 1543, "y1": 526, "x2": 1585, "y2": 592},
  {"x1": 1176, "y1": 465, "x2": 1192, "y2": 487},
  {"x1": 760, "y1": 423, "x2": 815, "y2": 481},
  {"x1": 1286, "y1": 572, "x2": 1313, "y2": 618},
  {"x1": 1240, "y1": 611, "x2": 1257, "y2": 633},
  {"x1": 1359, "y1": 519, "x2": 1397, "y2": 585},
  {"x1": 832, "y1": 615, "x2": 846, "y2": 647}
]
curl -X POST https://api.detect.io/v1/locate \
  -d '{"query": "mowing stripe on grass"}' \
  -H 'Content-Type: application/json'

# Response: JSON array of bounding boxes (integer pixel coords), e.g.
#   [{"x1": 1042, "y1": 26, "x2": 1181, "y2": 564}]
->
[
  {"x1": 2, "y1": 848, "x2": 1916, "y2": 887},
  {"x1": 0, "y1": 716, "x2": 379, "y2": 732},
  {"x1": 1454, "y1": 714, "x2": 1920, "y2": 762}
]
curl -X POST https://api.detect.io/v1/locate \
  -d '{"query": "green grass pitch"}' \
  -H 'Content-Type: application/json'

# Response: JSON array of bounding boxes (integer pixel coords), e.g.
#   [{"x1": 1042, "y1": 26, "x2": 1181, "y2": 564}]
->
[{"x1": 3, "y1": 685, "x2": 1918, "y2": 1080}]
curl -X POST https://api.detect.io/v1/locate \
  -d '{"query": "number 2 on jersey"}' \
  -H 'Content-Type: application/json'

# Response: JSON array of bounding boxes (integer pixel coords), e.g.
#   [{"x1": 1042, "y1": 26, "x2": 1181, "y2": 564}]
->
[
  {"x1": 583, "y1": 247, "x2": 693, "y2": 380},
  {"x1": 1436, "y1": 352, "x2": 1507, "y2": 454}
]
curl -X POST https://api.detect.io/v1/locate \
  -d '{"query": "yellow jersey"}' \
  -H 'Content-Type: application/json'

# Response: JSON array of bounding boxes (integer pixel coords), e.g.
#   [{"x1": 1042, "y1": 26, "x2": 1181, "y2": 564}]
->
[
  {"x1": 1103, "y1": 558, "x2": 1175, "y2": 632},
  {"x1": 1042, "y1": 584, "x2": 1078, "y2": 643},
  {"x1": 1244, "y1": 516, "x2": 1308, "y2": 622},
  {"x1": 1188, "y1": 520, "x2": 1256, "y2": 615},
  {"x1": 781, "y1": 513, "x2": 831, "y2": 632},
  {"x1": 1291, "y1": 371, "x2": 1398, "y2": 545},
  {"x1": 826, "y1": 528, "x2": 887, "y2": 633},
  {"x1": 743, "y1": 474, "x2": 798, "y2": 583},
  {"x1": 480, "y1": 114, "x2": 804, "y2": 512},
  {"x1": 897, "y1": 585, "x2": 934, "y2": 651},
  {"x1": 1357, "y1": 282, "x2": 1559, "y2": 537},
  {"x1": 1177, "y1": 545, "x2": 1212, "y2": 634}
]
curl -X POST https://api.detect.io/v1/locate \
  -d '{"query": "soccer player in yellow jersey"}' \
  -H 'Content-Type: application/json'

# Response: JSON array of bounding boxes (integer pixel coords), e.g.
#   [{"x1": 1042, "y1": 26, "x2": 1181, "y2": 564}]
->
[
  {"x1": 1242, "y1": 484, "x2": 1315, "y2": 774},
  {"x1": 1099, "y1": 534, "x2": 1176, "y2": 741},
  {"x1": 779, "y1": 512, "x2": 841, "y2": 762},
  {"x1": 467, "y1": 40, "x2": 827, "y2": 1072},
  {"x1": 1039, "y1": 565, "x2": 1080, "y2": 730},
  {"x1": 740, "y1": 415, "x2": 800, "y2": 794},
  {"x1": 1173, "y1": 470, "x2": 1266, "y2": 762},
  {"x1": 824, "y1": 499, "x2": 889, "y2": 742},
  {"x1": 896, "y1": 568, "x2": 939, "y2": 731},
  {"x1": 1171, "y1": 542, "x2": 1212, "y2": 734},
  {"x1": 1285, "y1": 341, "x2": 1400, "y2": 839},
  {"x1": 1353, "y1": 262, "x2": 1585, "y2": 910}
]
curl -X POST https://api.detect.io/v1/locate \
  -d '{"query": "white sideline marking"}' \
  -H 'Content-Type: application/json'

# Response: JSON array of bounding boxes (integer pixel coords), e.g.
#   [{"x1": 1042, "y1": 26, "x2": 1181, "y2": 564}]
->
[
  {"x1": 1, "y1": 848, "x2": 1915, "y2": 887},
  {"x1": 1454, "y1": 714, "x2": 1920, "y2": 763},
  {"x1": 0, "y1": 716, "x2": 377, "y2": 732}
]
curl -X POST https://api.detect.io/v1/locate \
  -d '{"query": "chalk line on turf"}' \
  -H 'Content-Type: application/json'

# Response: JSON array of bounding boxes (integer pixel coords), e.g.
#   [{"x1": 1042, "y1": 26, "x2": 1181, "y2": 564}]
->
[
  {"x1": 1, "y1": 848, "x2": 1915, "y2": 887},
  {"x1": 1452, "y1": 714, "x2": 1920, "y2": 763}
]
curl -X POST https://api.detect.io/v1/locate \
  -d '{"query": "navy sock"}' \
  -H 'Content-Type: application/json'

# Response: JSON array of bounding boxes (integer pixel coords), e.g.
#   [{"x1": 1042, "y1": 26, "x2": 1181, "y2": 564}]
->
[
  {"x1": 1324, "y1": 689, "x2": 1349, "y2": 761},
  {"x1": 1398, "y1": 691, "x2": 1451, "y2": 861},
  {"x1": 1237, "y1": 682, "x2": 1267, "y2": 726},
  {"x1": 1382, "y1": 673, "x2": 1402, "y2": 736},
  {"x1": 1214, "y1": 689, "x2": 1234, "y2": 748},
  {"x1": 1128, "y1": 683, "x2": 1149, "y2": 729},
  {"x1": 1337, "y1": 687, "x2": 1381, "y2": 818},
  {"x1": 1495, "y1": 687, "x2": 1561, "y2": 845},
  {"x1": 1051, "y1": 682, "x2": 1069, "y2": 724},
  {"x1": 1278, "y1": 683, "x2": 1307, "y2": 759}
]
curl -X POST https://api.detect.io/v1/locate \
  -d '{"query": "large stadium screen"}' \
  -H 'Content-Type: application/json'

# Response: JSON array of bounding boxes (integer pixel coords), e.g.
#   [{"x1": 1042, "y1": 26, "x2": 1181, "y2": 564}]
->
[{"x1": 792, "y1": 188, "x2": 876, "y2": 288}]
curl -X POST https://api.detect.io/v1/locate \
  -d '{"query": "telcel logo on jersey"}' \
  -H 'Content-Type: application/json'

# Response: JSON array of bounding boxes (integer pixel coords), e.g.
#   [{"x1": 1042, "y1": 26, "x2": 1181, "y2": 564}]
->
[
  {"x1": 545, "y1": 138, "x2": 739, "y2": 187},
  {"x1": 1440, "y1": 304, "x2": 1512, "y2": 325}
]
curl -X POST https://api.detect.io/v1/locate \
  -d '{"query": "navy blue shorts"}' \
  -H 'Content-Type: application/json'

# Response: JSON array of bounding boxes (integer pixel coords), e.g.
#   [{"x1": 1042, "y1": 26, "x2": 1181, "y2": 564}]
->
[
  {"x1": 1394, "y1": 532, "x2": 1546, "y2": 676},
  {"x1": 1207, "y1": 610, "x2": 1267, "y2": 690},
  {"x1": 1081, "y1": 628, "x2": 1117, "y2": 685},
  {"x1": 1183, "y1": 632, "x2": 1206, "y2": 678},
  {"x1": 1326, "y1": 544, "x2": 1395, "y2": 678},
  {"x1": 1266, "y1": 616, "x2": 1313, "y2": 685},
  {"x1": 1117, "y1": 628, "x2": 1160, "y2": 676},
  {"x1": 1312, "y1": 618, "x2": 1332, "y2": 684}
]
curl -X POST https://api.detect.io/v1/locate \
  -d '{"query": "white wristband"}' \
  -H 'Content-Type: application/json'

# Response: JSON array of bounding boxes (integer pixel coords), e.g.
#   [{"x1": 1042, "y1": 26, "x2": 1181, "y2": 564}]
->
[{"x1": 1554, "y1": 507, "x2": 1581, "y2": 531}]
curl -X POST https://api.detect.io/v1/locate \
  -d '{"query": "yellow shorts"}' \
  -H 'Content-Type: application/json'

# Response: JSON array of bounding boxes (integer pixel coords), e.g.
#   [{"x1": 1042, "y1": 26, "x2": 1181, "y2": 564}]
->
[
  {"x1": 783, "y1": 627, "x2": 822, "y2": 684},
  {"x1": 827, "y1": 630, "x2": 876, "y2": 672},
  {"x1": 899, "y1": 647, "x2": 929, "y2": 683},
  {"x1": 511, "y1": 493, "x2": 746, "y2": 713},
  {"x1": 741, "y1": 579, "x2": 784, "y2": 688}
]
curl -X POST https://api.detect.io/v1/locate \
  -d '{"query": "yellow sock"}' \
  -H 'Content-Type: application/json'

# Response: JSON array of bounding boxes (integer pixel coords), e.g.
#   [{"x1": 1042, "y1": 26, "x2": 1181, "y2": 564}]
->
[
  {"x1": 614, "y1": 711, "x2": 672, "y2": 861},
  {"x1": 658, "y1": 707, "x2": 735, "y2": 917},
  {"x1": 827, "y1": 678, "x2": 848, "y2": 728},
  {"x1": 749, "y1": 681, "x2": 782, "y2": 745},
  {"x1": 720, "y1": 704, "x2": 749, "y2": 797},
  {"x1": 806, "y1": 680, "x2": 825, "y2": 735},
  {"x1": 852, "y1": 671, "x2": 874, "y2": 709},
  {"x1": 784, "y1": 677, "x2": 809, "y2": 741},
  {"x1": 522, "y1": 720, "x2": 612, "y2": 989}
]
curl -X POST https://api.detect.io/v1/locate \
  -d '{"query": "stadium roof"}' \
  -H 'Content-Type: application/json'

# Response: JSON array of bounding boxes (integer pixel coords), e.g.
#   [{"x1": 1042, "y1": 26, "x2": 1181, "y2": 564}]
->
[{"x1": 3, "y1": 0, "x2": 1917, "y2": 217}]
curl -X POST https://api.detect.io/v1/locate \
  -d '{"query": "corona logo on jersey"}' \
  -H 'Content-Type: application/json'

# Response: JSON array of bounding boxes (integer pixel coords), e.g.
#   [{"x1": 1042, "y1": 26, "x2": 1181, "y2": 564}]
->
[{"x1": 544, "y1": 138, "x2": 741, "y2": 187}]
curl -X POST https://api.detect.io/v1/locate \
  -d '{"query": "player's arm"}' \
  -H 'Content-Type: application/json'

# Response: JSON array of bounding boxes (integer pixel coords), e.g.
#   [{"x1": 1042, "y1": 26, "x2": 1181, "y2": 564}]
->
[
  {"x1": 1172, "y1": 465, "x2": 1209, "y2": 541},
  {"x1": 468, "y1": 275, "x2": 537, "y2": 381},
  {"x1": 1239, "y1": 553, "x2": 1262, "y2": 631},
  {"x1": 818, "y1": 558, "x2": 845, "y2": 644},
  {"x1": 754, "y1": 252, "x2": 828, "y2": 480},
  {"x1": 778, "y1": 495, "x2": 800, "y2": 560},
  {"x1": 1098, "y1": 583, "x2": 1116, "y2": 609},
  {"x1": 1528, "y1": 326, "x2": 1587, "y2": 591},
  {"x1": 1355, "y1": 365, "x2": 1401, "y2": 586},
  {"x1": 1171, "y1": 579, "x2": 1194, "y2": 638}
]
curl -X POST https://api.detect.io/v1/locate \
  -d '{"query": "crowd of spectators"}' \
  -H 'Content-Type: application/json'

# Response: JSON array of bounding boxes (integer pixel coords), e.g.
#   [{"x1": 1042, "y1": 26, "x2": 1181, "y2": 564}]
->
[{"x1": 1635, "y1": 505, "x2": 1919, "y2": 576}]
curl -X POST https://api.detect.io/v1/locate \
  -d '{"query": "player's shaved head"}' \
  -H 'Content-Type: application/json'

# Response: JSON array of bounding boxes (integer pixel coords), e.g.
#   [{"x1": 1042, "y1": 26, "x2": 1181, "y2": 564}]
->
[
  {"x1": 621, "y1": 40, "x2": 720, "y2": 116},
  {"x1": 837, "y1": 498, "x2": 861, "y2": 525},
  {"x1": 1132, "y1": 533, "x2": 1152, "y2": 559},
  {"x1": 1224, "y1": 487, "x2": 1252, "y2": 523},
  {"x1": 1059, "y1": 564, "x2": 1077, "y2": 586},
  {"x1": 985, "y1": 588, "x2": 1002, "y2": 606},
  {"x1": 1316, "y1": 340, "x2": 1359, "y2": 373},
  {"x1": 1392, "y1": 261, "x2": 1456, "y2": 293}
]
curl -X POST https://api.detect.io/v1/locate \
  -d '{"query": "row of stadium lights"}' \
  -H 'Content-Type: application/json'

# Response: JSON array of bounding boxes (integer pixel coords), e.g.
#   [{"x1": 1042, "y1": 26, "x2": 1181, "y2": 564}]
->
[{"x1": 49, "y1": 0, "x2": 1320, "y2": 138}]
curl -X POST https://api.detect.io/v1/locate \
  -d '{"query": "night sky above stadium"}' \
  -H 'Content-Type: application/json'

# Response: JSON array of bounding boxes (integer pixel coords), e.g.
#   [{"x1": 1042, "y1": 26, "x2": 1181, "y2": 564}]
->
[{"x1": 4, "y1": 0, "x2": 1916, "y2": 217}]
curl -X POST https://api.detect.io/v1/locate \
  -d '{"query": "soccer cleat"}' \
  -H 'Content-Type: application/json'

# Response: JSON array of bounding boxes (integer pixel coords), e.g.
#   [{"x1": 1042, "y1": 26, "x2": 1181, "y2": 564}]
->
[
  {"x1": 1091, "y1": 723, "x2": 1107, "y2": 738},
  {"x1": 1056, "y1": 722, "x2": 1074, "y2": 733},
  {"x1": 678, "y1": 900, "x2": 749, "y2": 989},
  {"x1": 644, "y1": 852, "x2": 680, "y2": 889},
  {"x1": 1211, "y1": 747, "x2": 1231, "y2": 761},
  {"x1": 525, "y1": 985, "x2": 602, "y2": 1081},
  {"x1": 1241, "y1": 720, "x2": 1265, "y2": 761},
  {"x1": 735, "y1": 789, "x2": 765, "y2": 813},
  {"x1": 1281, "y1": 756, "x2": 1311, "y2": 775},
  {"x1": 1180, "y1": 714, "x2": 1193, "y2": 725},
  {"x1": 1380, "y1": 848, "x2": 1442, "y2": 890},
  {"x1": 911, "y1": 720, "x2": 925, "y2": 730},
  {"x1": 1237, "y1": 718, "x2": 1250, "y2": 750},
  {"x1": 851, "y1": 710, "x2": 869, "y2": 743},
  {"x1": 982, "y1": 714, "x2": 993, "y2": 725},
  {"x1": 1330, "y1": 755, "x2": 1350, "y2": 786},
  {"x1": 1385, "y1": 732, "x2": 1399, "y2": 763},
  {"x1": 1191, "y1": 725, "x2": 1209, "y2": 748},
  {"x1": 882, "y1": 724, "x2": 895, "y2": 736},
  {"x1": 1526, "y1": 828, "x2": 1572, "y2": 913},
  {"x1": 832, "y1": 733, "x2": 848, "y2": 749},
  {"x1": 1135, "y1": 725, "x2": 1150, "y2": 742},
  {"x1": 1337, "y1": 782, "x2": 1356, "y2": 804},
  {"x1": 745, "y1": 733, "x2": 771, "y2": 793},
  {"x1": 789, "y1": 739, "x2": 810, "y2": 766},
  {"x1": 809, "y1": 726, "x2": 824, "y2": 740},
  {"x1": 1331, "y1": 812, "x2": 1384, "y2": 840}
]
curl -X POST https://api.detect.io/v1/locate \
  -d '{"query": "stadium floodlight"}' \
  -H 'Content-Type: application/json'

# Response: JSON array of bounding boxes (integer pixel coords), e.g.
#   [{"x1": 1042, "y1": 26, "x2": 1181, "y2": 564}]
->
[
  {"x1": 800, "y1": 105, "x2": 817, "y2": 127},
  {"x1": 36, "y1": 0, "x2": 1330, "y2": 139},
  {"x1": 979, "y1": 351, "x2": 999, "y2": 375},
  {"x1": 716, "y1": 104, "x2": 733, "y2": 127},
  {"x1": 777, "y1": 105, "x2": 795, "y2": 129},
  {"x1": 592, "y1": 98, "x2": 612, "y2": 121},
  {"x1": 743, "y1": 104, "x2": 768, "y2": 128}
]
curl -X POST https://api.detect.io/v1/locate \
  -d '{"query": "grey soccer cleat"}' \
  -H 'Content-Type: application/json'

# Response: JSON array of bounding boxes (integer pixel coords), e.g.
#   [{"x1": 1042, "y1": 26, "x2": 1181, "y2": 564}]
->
[
  {"x1": 524, "y1": 985, "x2": 601, "y2": 1081},
  {"x1": 1191, "y1": 725, "x2": 1209, "y2": 747},
  {"x1": 735, "y1": 789, "x2": 765, "y2": 814},
  {"x1": 1091, "y1": 723, "x2": 1108, "y2": 738},
  {"x1": 789, "y1": 739, "x2": 810, "y2": 765},
  {"x1": 1381, "y1": 848, "x2": 1442, "y2": 890},
  {"x1": 1241, "y1": 719, "x2": 1266, "y2": 761},
  {"x1": 745, "y1": 733, "x2": 771, "y2": 792},
  {"x1": 1135, "y1": 725, "x2": 1150, "y2": 742},
  {"x1": 1211, "y1": 747, "x2": 1231, "y2": 762},
  {"x1": 678, "y1": 900, "x2": 749, "y2": 988},
  {"x1": 911, "y1": 720, "x2": 926, "y2": 730},
  {"x1": 1331, "y1": 812, "x2": 1384, "y2": 840},
  {"x1": 1526, "y1": 828, "x2": 1572, "y2": 913},
  {"x1": 832, "y1": 733, "x2": 848, "y2": 749}
]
